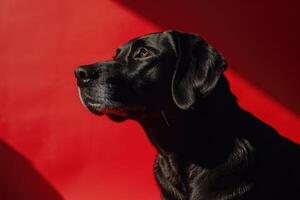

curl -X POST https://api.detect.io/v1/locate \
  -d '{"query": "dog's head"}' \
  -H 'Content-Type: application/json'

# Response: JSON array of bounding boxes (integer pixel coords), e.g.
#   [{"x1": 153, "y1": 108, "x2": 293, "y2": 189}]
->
[{"x1": 75, "y1": 30, "x2": 227, "y2": 121}]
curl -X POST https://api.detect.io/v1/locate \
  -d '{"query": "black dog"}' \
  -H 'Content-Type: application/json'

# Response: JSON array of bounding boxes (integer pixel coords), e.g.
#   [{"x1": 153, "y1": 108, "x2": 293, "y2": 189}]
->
[{"x1": 75, "y1": 30, "x2": 300, "y2": 199}]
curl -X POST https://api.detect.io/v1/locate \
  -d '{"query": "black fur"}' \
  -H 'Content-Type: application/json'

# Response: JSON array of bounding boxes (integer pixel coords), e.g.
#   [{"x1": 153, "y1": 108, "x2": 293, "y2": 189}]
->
[{"x1": 75, "y1": 30, "x2": 300, "y2": 199}]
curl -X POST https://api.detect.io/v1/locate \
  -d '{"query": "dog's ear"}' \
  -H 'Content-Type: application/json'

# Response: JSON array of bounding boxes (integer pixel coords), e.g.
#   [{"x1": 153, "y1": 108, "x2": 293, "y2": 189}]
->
[{"x1": 167, "y1": 30, "x2": 227, "y2": 110}]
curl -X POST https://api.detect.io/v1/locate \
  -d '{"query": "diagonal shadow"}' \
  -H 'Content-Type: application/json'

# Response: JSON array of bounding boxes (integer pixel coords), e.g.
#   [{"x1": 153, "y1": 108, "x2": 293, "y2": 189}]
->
[
  {"x1": 0, "y1": 140, "x2": 64, "y2": 200},
  {"x1": 114, "y1": 0, "x2": 300, "y2": 116}
]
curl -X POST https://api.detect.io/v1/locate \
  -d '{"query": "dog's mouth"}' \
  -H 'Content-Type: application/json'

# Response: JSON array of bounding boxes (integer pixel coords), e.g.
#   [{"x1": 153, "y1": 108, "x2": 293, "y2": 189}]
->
[{"x1": 78, "y1": 88, "x2": 145, "y2": 121}]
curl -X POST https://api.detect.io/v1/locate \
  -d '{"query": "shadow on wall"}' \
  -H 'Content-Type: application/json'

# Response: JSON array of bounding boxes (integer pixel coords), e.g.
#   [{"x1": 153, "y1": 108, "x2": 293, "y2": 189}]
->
[
  {"x1": 115, "y1": 0, "x2": 300, "y2": 115},
  {"x1": 0, "y1": 140, "x2": 63, "y2": 200}
]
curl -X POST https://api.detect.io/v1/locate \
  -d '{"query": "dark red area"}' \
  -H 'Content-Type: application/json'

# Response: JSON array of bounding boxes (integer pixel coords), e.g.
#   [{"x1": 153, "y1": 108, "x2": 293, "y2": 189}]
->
[
  {"x1": 0, "y1": 0, "x2": 299, "y2": 199},
  {"x1": 116, "y1": 0, "x2": 300, "y2": 115}
]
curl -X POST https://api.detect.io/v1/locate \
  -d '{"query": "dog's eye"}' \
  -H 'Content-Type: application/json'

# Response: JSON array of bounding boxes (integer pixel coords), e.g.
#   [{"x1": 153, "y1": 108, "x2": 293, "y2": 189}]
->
[{"x1": 135, "y1": 48, "x2": 151, "y2": 59}]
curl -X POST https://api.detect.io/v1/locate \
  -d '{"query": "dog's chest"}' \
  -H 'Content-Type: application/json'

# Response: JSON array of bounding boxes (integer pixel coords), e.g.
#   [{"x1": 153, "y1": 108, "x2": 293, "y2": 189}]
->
[
  {"x1": 153, "y1": 154, "x2": 209, "y2": 200},
  {"x1": 153, "y1": 154, "x2": 254, "y2": 200}
]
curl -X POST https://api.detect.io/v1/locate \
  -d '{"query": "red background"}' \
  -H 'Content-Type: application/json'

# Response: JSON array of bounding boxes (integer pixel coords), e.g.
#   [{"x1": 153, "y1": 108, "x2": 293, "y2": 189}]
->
[{"x1": 0, "y1": 0, "x2": 299, "y2": 199}]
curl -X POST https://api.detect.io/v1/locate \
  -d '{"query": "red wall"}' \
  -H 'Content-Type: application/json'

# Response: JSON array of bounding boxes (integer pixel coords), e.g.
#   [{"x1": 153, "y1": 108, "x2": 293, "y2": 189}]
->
[{"x1": 0, "y1": 0, "x2": 299, "y2": 199}]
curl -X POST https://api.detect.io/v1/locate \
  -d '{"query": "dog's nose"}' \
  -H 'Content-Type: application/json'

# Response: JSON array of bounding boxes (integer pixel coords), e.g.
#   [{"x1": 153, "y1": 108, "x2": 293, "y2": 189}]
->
[{"x1": 75, "y1": 65, "x2": 99, "y2": 84}]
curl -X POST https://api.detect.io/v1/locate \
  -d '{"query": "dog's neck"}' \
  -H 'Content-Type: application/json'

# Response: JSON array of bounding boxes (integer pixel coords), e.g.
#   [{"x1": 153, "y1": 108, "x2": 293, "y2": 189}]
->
[
  {"x1": 138, "y1": 76, "x2": 252, "y2": 167},
  {"x1": 139, "y1": 106, "x2": 242, "y2": 167},
  {"x1": 138, "y1": 78, "x2": 258, "y2": 198}
]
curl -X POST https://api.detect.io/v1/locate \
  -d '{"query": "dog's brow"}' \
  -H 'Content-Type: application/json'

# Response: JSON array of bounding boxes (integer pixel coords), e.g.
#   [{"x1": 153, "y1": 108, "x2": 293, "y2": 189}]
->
[{"x1": 130, "y1": 39, "x2": 146, "y2": 48}]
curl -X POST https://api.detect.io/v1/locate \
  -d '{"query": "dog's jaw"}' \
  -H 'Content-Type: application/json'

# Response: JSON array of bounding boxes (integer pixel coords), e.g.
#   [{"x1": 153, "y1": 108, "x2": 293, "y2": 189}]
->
[{"x1": 78, "y1": 87, "x2": 146, "y2": 119}]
